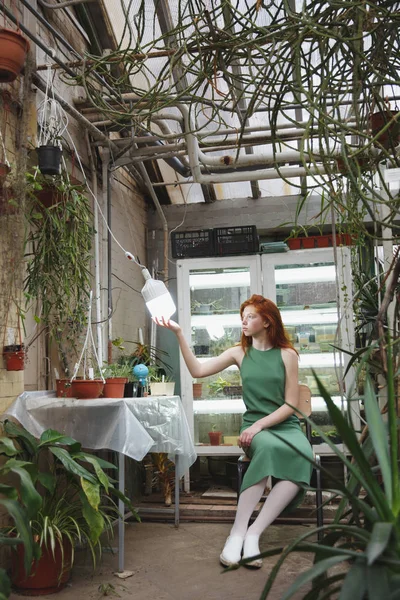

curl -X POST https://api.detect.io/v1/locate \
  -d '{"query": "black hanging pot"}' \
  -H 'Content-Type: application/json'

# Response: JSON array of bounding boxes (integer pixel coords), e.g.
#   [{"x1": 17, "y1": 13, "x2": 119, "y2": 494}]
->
[{"x1": 37, "y1": 145, "x2": 62, "y2": 175}]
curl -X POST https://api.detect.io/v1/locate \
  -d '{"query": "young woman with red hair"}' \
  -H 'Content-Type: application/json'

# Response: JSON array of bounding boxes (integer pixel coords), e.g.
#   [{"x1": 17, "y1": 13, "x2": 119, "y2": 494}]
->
[{"x1": 154, "y1": 294, "x2": 313, "y2": 569}]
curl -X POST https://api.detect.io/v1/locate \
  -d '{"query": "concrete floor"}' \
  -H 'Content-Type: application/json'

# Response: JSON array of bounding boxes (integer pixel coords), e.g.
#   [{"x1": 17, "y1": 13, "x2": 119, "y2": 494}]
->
[{"x1": 10, "y1": 522, "x2": 318, "y2": 600}]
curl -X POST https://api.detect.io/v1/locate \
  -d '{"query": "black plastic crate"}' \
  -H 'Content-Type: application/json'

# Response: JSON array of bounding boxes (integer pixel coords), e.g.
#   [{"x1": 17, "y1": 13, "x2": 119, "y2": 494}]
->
[
  {"x1": 171, "y1": 229, "x2": 215, "y2": 259},
  {"x1": 214, "y1": 226, "x2": 259, "y2": 256}
]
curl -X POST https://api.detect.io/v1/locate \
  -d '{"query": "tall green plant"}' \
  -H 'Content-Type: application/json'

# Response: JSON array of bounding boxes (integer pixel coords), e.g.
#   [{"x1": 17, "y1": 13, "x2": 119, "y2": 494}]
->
[
  {"x1": 1, "y1": 421, "x2": 139, "y2": 574},
  {"x1": 234, "y1": 370, "x2": 400, "y2": 599},
  {"x1": 23, "y1": 170, "x2": 94, "y2": 375}
]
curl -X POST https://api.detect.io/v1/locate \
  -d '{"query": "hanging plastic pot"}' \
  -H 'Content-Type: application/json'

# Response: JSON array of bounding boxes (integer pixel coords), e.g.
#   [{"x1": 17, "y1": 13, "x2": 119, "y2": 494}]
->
[
  {"x1": 37, "y1": 145, "x2": 62, "y2": 176},
  {"x1": 370, "y1": 110, "x2": 400, "y2": 150},
  {"x1": 0, "y1": 29, "x2": 30, "y2": 83}
]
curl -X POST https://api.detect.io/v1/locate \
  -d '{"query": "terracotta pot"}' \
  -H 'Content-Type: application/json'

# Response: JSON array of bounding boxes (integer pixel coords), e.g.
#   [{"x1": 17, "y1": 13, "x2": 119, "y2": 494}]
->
[
  {"x1": 192, "y1": 383, "x2": 203, "y2": 398},
  {"x1": 55, "y1": 379, "x2": 72, "y2": 398},
  {"x1": 370, "y1": 110, "x2": 400, "y2": 149},
  {"x1": 0, "y1": 29, "x2": 30, "y2": 83},
  {"x1": 301, "y1": 237, "x2": 315, "y2": 249},
  {"x1": 11, "y1": 537, "x2": 72, "y2": 595},
  {"x1": 35, "y1": 186, "x2": 62, "y2": 209},
  {"x1": 0, "y1": 162, "x2": 11, "y2": 187},
  {"x1": 208, "y1": 431, "x2": 223, "y2": 446},
  {"x1": 335, "y1": 233, "x2": 353, "y2": 246},
  {"x1": 0, "y1": 187, "x2": 17, "y2": 216},
  {"x1": 103, "y1": 377, "x2": 128, "y2": 398},
  {"x1": 3, "y1": 345, "x2": 25, "y2": 371},
  {"x1": 70, "y1": 379, "x2": 104, "y2": 399},
  {"x1": 314, "y1": 235, "x2": 330, "y2": 248},
  {"x1": 287, "y1": 238, "x2": 301, "y2": 250}
]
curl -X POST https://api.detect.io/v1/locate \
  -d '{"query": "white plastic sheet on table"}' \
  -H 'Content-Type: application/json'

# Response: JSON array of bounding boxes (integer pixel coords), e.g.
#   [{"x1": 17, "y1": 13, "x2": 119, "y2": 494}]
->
[{"x1": 4, "y1": 392, "x2": 197, "y2": 477}]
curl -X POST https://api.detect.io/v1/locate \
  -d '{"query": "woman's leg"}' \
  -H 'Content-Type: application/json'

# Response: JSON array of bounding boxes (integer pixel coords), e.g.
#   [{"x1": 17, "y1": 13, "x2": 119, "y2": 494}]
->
[
  {"x1": 243, "y1": 480, "x2": 300, "y2": 567},
  {"x1": 220, "y1": 477, "x2": 267, "y2": 566}
]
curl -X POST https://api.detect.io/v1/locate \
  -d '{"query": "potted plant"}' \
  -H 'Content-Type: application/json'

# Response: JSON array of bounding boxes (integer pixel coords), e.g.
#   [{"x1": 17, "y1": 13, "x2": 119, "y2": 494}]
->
[
  {"x1": 1, "y1": 420, "x2": 138, "y2": 595},
  {"x1": 100, "y1": 362, "x2": 131, "y2": 398},
  {"x1": 208, "y1": 425, "x2": 223, "y2": 446},
  {"x1": 208, "y1": 375, "x2": 230, "y2": 397},
  {"x1": 192, "y1": 380, "x2": 203, "y2": 398},
  {"x1": 151, "y1": 453, "x2": 175, "y2": 506},
  {"x1": 325, "y1": 428, "x2": 342, "y2": 445},
  {"x1": 369, "y1": 106, "x2": 400, "y2": 150},
  {"x1": 0, "y1": 28, "x2": 30, "y2": 83},
  {"x1": 149, "y1": 369, "x2": 175, "y2": 397},
  {"x1": 23, "y1": 169, "x2": 94, "y2": 377}
]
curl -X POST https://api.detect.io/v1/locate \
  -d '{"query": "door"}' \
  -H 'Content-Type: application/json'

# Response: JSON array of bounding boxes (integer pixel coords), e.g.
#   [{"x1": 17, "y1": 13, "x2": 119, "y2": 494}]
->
[{"x1": 176, "y1": 256, "x2": 262, "y2": 454}]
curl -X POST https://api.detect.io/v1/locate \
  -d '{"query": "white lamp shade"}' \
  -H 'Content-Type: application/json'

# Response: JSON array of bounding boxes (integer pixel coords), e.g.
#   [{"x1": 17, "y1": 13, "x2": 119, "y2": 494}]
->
[{"x1": 141, "y1": 272, "x2": 176, "y2": 320}]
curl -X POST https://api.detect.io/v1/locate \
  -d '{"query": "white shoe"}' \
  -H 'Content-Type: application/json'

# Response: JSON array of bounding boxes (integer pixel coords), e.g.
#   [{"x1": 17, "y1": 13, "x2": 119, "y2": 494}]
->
[
  {"x1": 219, "y1": 534, "x2": 244, "y2": 567},
  {"x1": 242, "y1": 535, "x2": 262, "y2": 568}
]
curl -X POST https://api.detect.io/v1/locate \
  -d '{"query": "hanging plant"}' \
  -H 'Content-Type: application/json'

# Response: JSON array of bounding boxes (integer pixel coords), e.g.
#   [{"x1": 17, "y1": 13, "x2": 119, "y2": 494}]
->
[
  {"x1": 23, "y1": 169, "x2": 94, "y2": 375},
  {"x1": 0, "y1": 29, "x2": 29, "y2": 83}
]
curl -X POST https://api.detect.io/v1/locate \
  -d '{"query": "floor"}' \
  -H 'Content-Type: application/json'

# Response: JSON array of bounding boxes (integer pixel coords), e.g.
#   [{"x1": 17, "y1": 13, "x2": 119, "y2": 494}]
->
[{"x1": 10, "y1": 522, "x2": 318, "y2": 600}]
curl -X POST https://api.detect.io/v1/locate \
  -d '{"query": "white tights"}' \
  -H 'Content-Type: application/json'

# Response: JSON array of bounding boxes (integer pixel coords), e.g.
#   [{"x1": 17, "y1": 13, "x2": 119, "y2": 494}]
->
[{"x1": 231, "y1": 479, "x2": 300, "y2": 538}]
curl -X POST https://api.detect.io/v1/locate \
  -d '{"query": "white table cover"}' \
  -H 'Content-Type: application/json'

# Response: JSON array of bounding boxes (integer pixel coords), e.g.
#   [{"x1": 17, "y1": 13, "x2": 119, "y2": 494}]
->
[{"x1": 5, "y1": 392, "x2": 197, "y2": 477}]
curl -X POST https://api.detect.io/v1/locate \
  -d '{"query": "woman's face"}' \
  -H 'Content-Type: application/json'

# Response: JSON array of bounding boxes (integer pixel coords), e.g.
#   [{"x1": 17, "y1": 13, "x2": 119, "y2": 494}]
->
[{"x1": 241, "y1": 306, "x2": 268, "y2": 336}]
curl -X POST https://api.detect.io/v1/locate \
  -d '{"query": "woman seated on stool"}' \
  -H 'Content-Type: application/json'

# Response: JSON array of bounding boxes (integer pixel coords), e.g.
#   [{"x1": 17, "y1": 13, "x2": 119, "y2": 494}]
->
[{"x1": 154, "y1": 294, "x2": 313, "y2": 569}]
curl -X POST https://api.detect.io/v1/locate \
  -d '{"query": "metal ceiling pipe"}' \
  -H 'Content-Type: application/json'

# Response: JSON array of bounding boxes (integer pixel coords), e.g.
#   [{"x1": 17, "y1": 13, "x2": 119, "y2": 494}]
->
[
  {"x1": 38, "y1": 0, "x2": 96, "y2": 8},
  {"x1": 178, "y1": 104, "x2": 329, "y2": 183},
  {"x1": 138, "y1": 132, "x2": 190, "y2": 177}
]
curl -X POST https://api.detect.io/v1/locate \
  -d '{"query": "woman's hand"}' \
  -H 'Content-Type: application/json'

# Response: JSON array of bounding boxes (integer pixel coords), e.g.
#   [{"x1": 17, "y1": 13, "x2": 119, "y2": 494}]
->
[
  {"x1": 152, "y1": 316, "x2": 182, "y2": 334},
  {"x1": 238, "y1": 423, "x2": 263, "y2": 448}
]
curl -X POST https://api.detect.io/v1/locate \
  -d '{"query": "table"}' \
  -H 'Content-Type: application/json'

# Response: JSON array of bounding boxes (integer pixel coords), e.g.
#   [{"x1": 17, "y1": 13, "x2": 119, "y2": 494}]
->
[{"x1": 4, "y1": 392, "x2": 197, "y2": 573}]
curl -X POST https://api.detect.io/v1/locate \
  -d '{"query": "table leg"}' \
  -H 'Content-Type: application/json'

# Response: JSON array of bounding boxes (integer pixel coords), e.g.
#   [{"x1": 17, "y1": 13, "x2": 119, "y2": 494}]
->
[
  {"x1": 174, "y1": 454, "x2": 179, "y2": 528},
  {"x1": 118, "y1": 451, "x2": 125, "y2": 572}
]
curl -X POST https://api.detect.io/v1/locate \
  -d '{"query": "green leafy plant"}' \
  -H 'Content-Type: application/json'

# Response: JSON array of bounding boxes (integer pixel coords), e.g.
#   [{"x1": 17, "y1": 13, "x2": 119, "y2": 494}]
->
[
  {"x1": 208, "y1": 376, "x2": 230, "y2": 396},
  {"x1": 238, "y1": 364, "x2": 400, "y2": 599},
  {"x1": 0, "y1": 420, "x2": 139, "y2": 578},
  {"x1": 23, "y1": 169, "x2": 94, "y2": 376},
  {"x1": 100, "y1": 362, "x2": 132, "y2": 379},
  {"x1": 0, "y1": 435, "x2": 41, "y2": 600}
]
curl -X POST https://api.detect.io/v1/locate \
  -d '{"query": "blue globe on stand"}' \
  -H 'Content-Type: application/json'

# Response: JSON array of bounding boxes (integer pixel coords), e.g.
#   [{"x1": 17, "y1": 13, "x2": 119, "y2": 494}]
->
[{"x1": 132, "y1": 363, "x2": 149, "y2": 386}]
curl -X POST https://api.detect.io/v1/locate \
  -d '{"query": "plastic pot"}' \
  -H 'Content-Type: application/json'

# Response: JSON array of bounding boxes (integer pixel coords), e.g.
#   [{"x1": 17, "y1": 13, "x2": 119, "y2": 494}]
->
[
  {"x1": 103, "y1": 377, "x2": 128, "y2": 398},
  {"x1": 208, "y1": 431, "x2": 223, "y2": 446},
  {"x1": 70, "y1": 379, "x2": 104, "y2": 399},
  {"x1": 192, "y1": 383, "x2": 203, "y2": 398},
  {"x1": 301, "y1": 237, "x2": 315, "y2": 249},
  {"x1": 287, "y1": 238, "x2": 301, "y2": 250},
  {"x1": 124, "y1": 382, "x2": 139, "y2": 398},
  {"x1": 11, "y1": 536, "x2": 72, "y2": 595},
  {"x1": 37, "y1": 145, "x2": 63, "y2": 176},
  {"x1": 0, "y1": 29, "x2": 30, "y2": 83},
  {"x1": 3, "y1": 345, "x2": 25, "y2": 371},
  {"x1": 55, "y1": 379, "x2": 72, "y2": 398},
  {"x1": 370, "y1": 110, "x2": 400, "y2": 150},
  {"x1": 315, "y1": 235, "x2": 330, "y2": 248}
]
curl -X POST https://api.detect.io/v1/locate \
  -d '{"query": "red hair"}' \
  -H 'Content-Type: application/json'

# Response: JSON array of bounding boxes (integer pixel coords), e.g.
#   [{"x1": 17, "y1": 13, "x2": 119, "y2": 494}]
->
[{"x1": 240, "y1": 294, "x2": 298, "y2": 354}]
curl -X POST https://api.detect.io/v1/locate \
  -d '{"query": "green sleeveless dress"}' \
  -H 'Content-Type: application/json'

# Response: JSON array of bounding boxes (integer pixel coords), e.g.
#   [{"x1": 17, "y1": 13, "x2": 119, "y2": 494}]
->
[{"x1": 240, "y1": 346, "x2": 313, "y2": 509}]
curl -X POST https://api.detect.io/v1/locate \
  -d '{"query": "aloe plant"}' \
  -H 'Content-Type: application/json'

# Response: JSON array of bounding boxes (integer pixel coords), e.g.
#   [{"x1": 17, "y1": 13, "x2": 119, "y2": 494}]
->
[{"x1": 234, "y1": 364, "x2": 400, "y2": 599}]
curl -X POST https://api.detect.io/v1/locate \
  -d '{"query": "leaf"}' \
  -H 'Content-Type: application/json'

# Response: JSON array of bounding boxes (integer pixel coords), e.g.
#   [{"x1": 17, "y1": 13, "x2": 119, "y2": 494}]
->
[
  {"x1": 5, "y1": 460, "x2": 41, "y2": 518},
  {"x1": 281, "y1": 555, "x2": 348, "y2": 600},
  {"x1": 0, "y1": 437, "x2": 18, "y2": 457},
  {"x1": 81, "y1": 478, "x2": 100, "y2": 510},
  {"x1": 339, "y1": 561, "x2": 367, "y2": 599},
  {"x1": 367, "y1": 564, "x2": 391, "y2": 599},
  {"x1": 0, "y1": 568, "x2": 11, "y2": 599},
  {"x1": 366, "y1": 522, "x2": 393, "y2": 566},
  {"x1": 80, "y1": 491, "x2": 104, "y2": 545},
  {"x1": 363, "y1": 376, "x2": 391, "y2": 505},
  {"x1": 75, "y1": 454, "x2": 109, "y2": 492},
  {"x1": 76, "y1": 452, "x2": 116, "y2": 470},
  {"x1": 49, "y1": 447, "x2": 97, "y2": 483},
  {"x1": 39, "y1": 429, "x2": 81, "y2": 451},
  {"x1": 0, "y1": 499, "x2": 34, "y2": 576},
  {"x1": 37, "y1": 471, "x2": 56, "y2": 495},
  {"x1": 3, "y1": 420, "x2": 38, "y2": 457},
  {"x1": 314, "y1": 372, "x2": 391, "y2": 521},
  {"x1": 0, "y1": 484, "x2": 18, "y2": 499}
]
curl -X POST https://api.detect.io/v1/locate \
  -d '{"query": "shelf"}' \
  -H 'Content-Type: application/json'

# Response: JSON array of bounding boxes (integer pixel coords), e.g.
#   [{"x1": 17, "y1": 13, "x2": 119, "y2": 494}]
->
[
  {"x1": 193, "y1": 396, "x2": 348, "y2": 414},
  {"x1": 191, "y1": 308, "x2": 338, "y2": 329}
]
